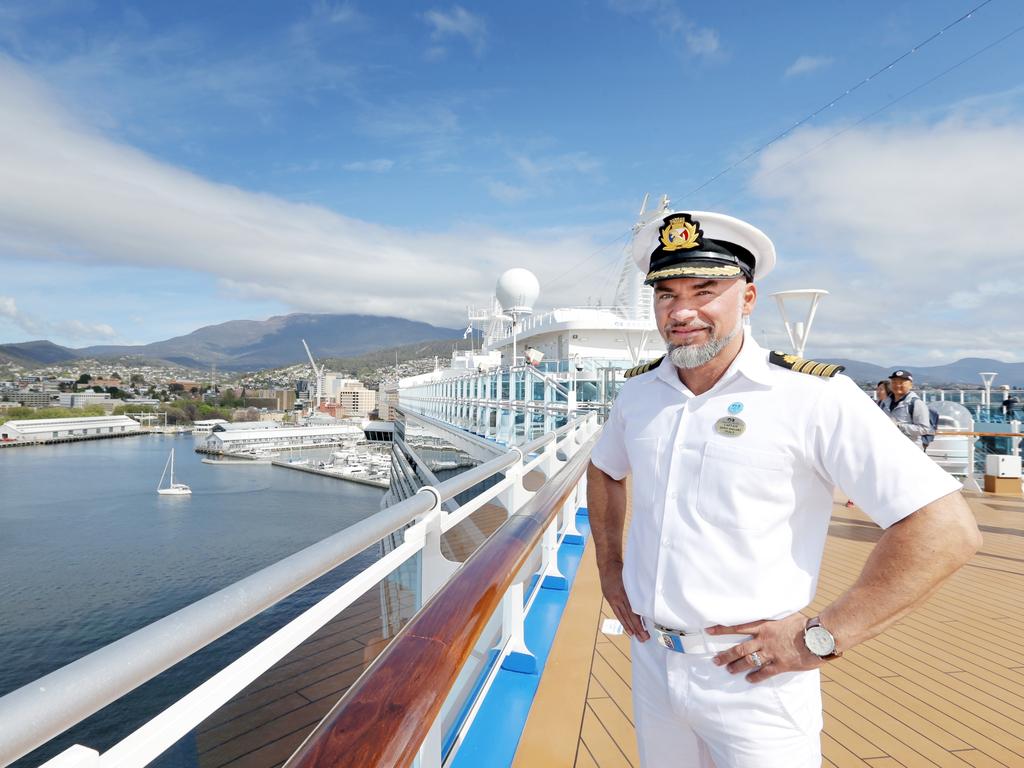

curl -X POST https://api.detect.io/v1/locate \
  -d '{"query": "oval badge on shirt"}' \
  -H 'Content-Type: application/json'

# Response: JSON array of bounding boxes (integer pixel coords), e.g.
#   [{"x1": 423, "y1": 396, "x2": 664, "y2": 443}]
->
[{"x1": 714, "y1": 416, "x2": 746, "y2": 437}]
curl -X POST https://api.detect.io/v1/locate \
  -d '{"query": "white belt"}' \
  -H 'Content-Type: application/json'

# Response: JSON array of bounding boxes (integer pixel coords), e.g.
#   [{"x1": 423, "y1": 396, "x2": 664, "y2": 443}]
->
[{"x1": 648, "y1": 621, "x2": 751, "y2": 655}]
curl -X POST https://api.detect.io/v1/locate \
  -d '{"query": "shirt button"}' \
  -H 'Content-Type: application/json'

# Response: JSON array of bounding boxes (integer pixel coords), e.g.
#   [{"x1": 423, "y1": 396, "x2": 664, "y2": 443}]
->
[
  {"x1": 668, "y1": 491, "x2": 678, "y2": 500},
  {"x1": 662, "y1": 538, "x2": 670, "y2": 546}
]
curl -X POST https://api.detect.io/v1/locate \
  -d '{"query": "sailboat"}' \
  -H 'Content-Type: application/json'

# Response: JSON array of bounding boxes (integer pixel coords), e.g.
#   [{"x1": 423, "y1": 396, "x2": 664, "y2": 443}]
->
[{"x1": 157, "y1": 448, "x2": 192, "y2": 496}]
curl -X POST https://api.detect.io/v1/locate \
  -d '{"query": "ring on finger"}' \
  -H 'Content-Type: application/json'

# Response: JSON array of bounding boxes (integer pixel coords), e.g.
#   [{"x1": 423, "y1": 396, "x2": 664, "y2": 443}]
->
[{"x1": 749, "y1": 651, "x2": 764, "y2": 668}]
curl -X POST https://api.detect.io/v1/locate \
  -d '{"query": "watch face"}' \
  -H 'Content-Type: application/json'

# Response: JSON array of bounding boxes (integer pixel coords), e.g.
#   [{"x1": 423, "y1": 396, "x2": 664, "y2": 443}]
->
[{"x1": 804, "y1": 626, "x2": 836, "y2": 656}]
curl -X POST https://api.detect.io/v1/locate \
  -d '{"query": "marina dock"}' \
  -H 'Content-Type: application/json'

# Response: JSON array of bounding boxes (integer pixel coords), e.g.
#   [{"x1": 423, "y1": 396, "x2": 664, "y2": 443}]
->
[{"x1": 270, "y1": 459, "x2": 388, "y2": 489}]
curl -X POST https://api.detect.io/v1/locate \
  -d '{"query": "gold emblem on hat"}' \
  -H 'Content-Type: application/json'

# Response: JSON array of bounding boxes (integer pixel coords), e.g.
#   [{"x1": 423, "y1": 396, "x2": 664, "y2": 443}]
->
[{"x1": 659, "y1": 215, "x2": 702, "y2": 251}]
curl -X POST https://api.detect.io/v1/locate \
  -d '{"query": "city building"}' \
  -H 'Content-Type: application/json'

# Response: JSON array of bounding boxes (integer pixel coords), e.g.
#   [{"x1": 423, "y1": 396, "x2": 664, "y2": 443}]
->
[
  {"x1": 57, "y1": 390, "x2": 112, "y2": 409},
  {"x1": 14, "y1": 391, "x2": 59, "y2": 408},
  {"x1": 336, "y1": 383, "x2": 376, "y2": 418},
  {"x1": 377, "y1": 382, "x2": 399, "y2": 421}
]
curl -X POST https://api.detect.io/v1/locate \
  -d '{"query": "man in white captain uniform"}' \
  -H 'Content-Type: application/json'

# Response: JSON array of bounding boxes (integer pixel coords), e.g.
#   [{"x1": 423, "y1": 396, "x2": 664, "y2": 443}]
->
[{"x1": 587, "y1": 210, "x2": 981, "y2": 767}]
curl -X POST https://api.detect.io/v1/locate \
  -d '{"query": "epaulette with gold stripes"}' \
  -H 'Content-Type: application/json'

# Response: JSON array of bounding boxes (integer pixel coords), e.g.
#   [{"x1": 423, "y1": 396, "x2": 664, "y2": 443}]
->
[
  {"x1": 768, "y1": 351, "x2": 845, "y2": 378},
  {"x1": 624, "y1": 355, "x2": 665, "y2": 379}
]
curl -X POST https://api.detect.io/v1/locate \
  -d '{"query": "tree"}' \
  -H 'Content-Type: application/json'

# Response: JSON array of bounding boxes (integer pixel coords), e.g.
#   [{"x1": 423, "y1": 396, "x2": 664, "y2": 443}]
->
[
  {"x1": 77, "y1": 374, "x2": 92, "y2": 385},
  {"x1": 163, "y1": 406, "x2": 187, "y2": 425},
  {"x1": 130, "y1": 374, "x2": 146, "y2": 386}
]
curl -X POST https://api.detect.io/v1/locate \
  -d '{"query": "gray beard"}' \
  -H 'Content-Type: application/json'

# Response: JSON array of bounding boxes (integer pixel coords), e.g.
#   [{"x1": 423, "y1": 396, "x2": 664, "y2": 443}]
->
[{"x1": 668, "y1": 320, "x2": 742, "y2": 369}]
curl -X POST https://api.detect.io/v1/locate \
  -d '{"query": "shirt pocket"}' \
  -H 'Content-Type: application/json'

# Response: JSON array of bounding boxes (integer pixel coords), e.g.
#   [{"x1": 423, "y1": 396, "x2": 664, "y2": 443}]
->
[
  {"x1": 695, "y1": 441, "x2": 795, "y2": 532},
  {"x1": 625, "y1": 436, "x2": 661, "y2": 511}
]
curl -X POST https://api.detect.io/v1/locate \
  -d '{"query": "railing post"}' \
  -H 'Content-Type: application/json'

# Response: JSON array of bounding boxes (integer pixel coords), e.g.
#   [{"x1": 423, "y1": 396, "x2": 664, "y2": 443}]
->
[
  {"x1": 414, "y1": 710, "x2": 444, "y2": 768},
  {"x1": 415, "y1": 486, "x2": 458, "y2": 604},
  {"x1": 501, "y1": 581, "x2": 536, "y2": 673},
  {"x1": 963, "y1": 439, "x2": 981, "y2": 492},
  {"x1": 540, "y1": 516, "x2": 567, "y2": 590},
  {"x1": 492, "y1": 448, "x2": 537, "y2": 673},
  {"x1": 560, "y1": 483, "x2": 585, "y2": 545}
]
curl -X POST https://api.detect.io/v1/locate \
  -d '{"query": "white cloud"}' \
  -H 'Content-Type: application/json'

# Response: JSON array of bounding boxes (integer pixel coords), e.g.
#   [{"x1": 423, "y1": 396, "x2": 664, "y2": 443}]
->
[
  {"x1": 0, "y1": 57, "x2": 618, "y2": 330},
  {"x1": 58, "y1": 320, "x2": 117, "y2": 341},
  {"x1": 343, "y1": 158, "x2": 395, "y2": 173},
  {"x1": 0, "y1": 296, "x2": 43, "y2": 336},
  {"x1": 487, "y1": 180, "x2": 532, "y2": 203},
  {"x1": 784, "y1": 55, "x2": 832, "y2": 78},
  {"x1": 607, "y1": 0, "x2": 719, "y2": 57},
  {"x1": 747, "y1": 111, "x2": 1024, "y2": 364},
  {"x1": 0, "y1": 295, "x2": 117, "y2": 342},
  {"x1": 485, "y1": 150, "x2": 604, "y2": 203},
  {"x1": 423, "y1": 6, "x2": 487, "y2": 57}
]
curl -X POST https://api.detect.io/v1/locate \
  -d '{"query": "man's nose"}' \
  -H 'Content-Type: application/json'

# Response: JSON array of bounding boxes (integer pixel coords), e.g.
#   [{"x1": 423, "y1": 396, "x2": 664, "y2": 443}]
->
[{"x1": 667, "y1": 305, "x2": 698, "y2": 322}]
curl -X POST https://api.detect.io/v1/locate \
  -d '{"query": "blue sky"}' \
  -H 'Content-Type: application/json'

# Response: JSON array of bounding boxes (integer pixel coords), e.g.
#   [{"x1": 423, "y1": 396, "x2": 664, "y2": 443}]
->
[{"x1": 1, "y1": 0, "x2": 1023, "y2": 364}]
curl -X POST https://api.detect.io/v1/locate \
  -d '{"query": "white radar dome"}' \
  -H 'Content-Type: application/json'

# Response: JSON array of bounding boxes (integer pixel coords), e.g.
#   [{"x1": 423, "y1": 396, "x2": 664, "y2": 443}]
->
[{"x1": 495, "y1": 268, "x2": 540, "y2": 315}]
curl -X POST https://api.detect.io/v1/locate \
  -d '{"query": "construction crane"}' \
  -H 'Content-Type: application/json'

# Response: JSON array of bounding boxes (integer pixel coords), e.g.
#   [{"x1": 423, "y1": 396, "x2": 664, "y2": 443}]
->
[{"x1": 301, "y1": 339, "x2": 324, "y2": 416}]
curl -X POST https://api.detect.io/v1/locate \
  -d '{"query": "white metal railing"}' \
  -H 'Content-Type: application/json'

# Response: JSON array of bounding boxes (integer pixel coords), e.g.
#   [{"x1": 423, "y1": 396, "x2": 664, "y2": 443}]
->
[
  {"x1": 397, "y1": 364, "x2": 616, "y2": 448},
  {"x1": 484, "y1": 306, "x2": 653, "y2": 342},
  {"x1": 0, "y1": 414, "x2": 600, "y2": 768}
]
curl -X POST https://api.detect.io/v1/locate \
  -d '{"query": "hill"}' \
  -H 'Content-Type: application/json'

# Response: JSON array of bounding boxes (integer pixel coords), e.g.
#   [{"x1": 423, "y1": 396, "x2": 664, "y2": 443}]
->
[
  {"x1": 0, "y1": 340, "x2": 80, "y2": 366},
  {"x1": 833, "y1": 357, "x2": 1024, "y2": 386},
  {"x1": 4, "y1": 314, "x2": 463, "y2": 370}
]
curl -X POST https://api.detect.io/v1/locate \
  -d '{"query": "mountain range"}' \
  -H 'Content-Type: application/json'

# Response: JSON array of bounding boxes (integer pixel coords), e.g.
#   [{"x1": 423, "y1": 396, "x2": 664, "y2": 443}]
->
[
  {"x1": 0, "y1": 313, "x2": 463, "y2": 371},
  {"x1": 2, "y1": 314, "x2": 1023, "y2": 384}
]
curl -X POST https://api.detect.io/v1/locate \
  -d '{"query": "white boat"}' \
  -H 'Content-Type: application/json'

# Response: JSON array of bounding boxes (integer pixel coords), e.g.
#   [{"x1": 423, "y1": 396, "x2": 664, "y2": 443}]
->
[{"x1": 157, "y1": 448, "x2": 192, "y2": 495}]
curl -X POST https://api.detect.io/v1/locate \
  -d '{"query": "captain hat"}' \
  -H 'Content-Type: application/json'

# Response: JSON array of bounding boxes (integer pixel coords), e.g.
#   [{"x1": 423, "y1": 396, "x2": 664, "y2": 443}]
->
[{"x1": 632, "y1": 210, "x2": 776, "y2": 284}]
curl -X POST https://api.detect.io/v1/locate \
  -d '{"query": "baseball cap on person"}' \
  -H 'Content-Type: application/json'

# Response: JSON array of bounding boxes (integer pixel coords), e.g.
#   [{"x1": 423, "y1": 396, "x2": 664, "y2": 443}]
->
[
  {"x1": 631, "y1": 210, "x2": 776, "y2": 285},
  {"x1": 889, "y1": 370, "x2": 913, "y2": 381}
]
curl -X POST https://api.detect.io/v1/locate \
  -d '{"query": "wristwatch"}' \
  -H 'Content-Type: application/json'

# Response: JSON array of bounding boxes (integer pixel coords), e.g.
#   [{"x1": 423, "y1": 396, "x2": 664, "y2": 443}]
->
[{"x1": 803, "y1": 617, "x2": 842, "y2": 659}]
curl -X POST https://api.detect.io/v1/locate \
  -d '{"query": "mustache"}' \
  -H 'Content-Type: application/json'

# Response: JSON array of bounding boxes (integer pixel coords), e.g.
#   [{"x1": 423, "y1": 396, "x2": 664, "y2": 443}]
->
[{"x1": 664, "y1": 320, "x2": 712, "y2": 332}]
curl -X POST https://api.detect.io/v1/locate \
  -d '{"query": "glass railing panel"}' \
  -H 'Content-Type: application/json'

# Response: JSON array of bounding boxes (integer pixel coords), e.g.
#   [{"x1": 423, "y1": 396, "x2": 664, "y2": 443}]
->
[{"x1": 175, "y1": 572, "x2": 414, "y2": 768}]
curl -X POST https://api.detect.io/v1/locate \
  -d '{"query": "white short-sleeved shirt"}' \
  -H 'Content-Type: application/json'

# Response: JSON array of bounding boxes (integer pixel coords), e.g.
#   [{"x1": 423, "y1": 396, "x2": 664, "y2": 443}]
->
[{"x1": 590, "y1": 333, "x2": 961, "y2": 632}]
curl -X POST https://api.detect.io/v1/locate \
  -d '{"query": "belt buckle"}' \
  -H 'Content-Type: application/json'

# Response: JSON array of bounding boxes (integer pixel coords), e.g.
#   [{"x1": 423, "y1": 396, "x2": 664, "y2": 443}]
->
[{"x1": 653, "y1": 622, "x2": 687, "y2": 653}]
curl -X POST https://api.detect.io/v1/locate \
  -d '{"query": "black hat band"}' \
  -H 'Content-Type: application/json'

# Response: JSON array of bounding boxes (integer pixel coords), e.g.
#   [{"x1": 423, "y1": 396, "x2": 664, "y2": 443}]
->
[{"x1": 646, "y1": 239, "x2": 755, "y2": 284}]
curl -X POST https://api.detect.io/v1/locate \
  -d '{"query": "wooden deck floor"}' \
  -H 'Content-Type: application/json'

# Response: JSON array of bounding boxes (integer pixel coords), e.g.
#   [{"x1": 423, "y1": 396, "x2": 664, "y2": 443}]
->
[{"x1": 514, "y1": 491, "x2": 1024, "y2": 768}]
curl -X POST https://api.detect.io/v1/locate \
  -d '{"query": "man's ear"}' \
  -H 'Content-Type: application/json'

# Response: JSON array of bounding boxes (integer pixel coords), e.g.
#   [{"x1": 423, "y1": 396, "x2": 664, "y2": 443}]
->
[{"x1": 742, "y1": 282, "x2": 757, "y2": 316}]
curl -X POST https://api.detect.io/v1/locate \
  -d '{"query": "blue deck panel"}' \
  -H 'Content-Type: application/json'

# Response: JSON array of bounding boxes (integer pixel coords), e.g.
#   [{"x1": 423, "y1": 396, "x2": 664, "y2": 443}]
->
[{"x1": 448, "y1": 510, "x2": 590, "y2": 768}]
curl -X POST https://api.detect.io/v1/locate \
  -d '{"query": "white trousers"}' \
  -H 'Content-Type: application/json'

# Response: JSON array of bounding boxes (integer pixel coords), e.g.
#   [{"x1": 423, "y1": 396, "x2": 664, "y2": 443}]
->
[{"x1": 631, "y1": 636, "x2": 823, "y2": 767}]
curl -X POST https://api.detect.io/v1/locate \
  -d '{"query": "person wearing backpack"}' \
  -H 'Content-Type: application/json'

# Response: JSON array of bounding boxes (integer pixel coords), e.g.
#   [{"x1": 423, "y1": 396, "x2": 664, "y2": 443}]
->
[{"x1": 880, "y1": 370, "x2": 934, "y2": 449}]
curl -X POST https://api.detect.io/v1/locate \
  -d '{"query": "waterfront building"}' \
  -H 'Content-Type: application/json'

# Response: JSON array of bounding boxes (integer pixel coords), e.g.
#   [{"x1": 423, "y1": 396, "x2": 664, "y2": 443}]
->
[
  {"x1": 202, "y1": 423, "x2": 362, "y2": 453},
  {"x1": 0, "y1": 415, "x2": 141, "y2": 443},
  {"x1": 191, "y1": 418, "x2": 229, "y2": 434}
]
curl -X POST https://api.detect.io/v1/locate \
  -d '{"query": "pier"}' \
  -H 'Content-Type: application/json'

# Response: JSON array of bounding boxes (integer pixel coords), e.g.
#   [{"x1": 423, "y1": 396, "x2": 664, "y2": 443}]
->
[{"x1": 270, "y1": 459, "x2": 388, "y2": 488}]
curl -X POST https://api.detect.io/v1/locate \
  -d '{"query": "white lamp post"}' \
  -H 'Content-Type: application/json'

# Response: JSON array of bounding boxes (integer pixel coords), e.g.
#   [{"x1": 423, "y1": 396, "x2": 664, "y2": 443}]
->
[
  {"x1": 979, "y1": 372, "x2": 998, "y2": 413},
  {"x1": 768, "y1": 289, "x2": 829, "y2": 357}
]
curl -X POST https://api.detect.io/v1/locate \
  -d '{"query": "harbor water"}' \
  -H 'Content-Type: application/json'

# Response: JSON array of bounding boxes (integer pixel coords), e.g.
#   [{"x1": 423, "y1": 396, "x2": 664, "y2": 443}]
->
[{"x1": 0, "y1": 434, "x2": 385, "y2": 766}]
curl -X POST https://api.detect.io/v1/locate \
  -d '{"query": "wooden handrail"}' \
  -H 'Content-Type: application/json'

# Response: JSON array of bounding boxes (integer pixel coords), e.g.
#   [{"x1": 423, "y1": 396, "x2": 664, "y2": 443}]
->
[
  {"x1": 935, "y1": 431, "x2": 1024, "y2": 438},
  {"x1": 284, "y1": 433, "x2": 598, "y2": 768}
]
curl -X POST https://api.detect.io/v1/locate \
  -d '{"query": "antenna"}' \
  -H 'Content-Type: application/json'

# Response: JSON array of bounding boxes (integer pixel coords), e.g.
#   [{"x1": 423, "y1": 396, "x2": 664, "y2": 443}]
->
[{"x1": 637, "y1": 192, "x2": 650, "y2": 217}]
